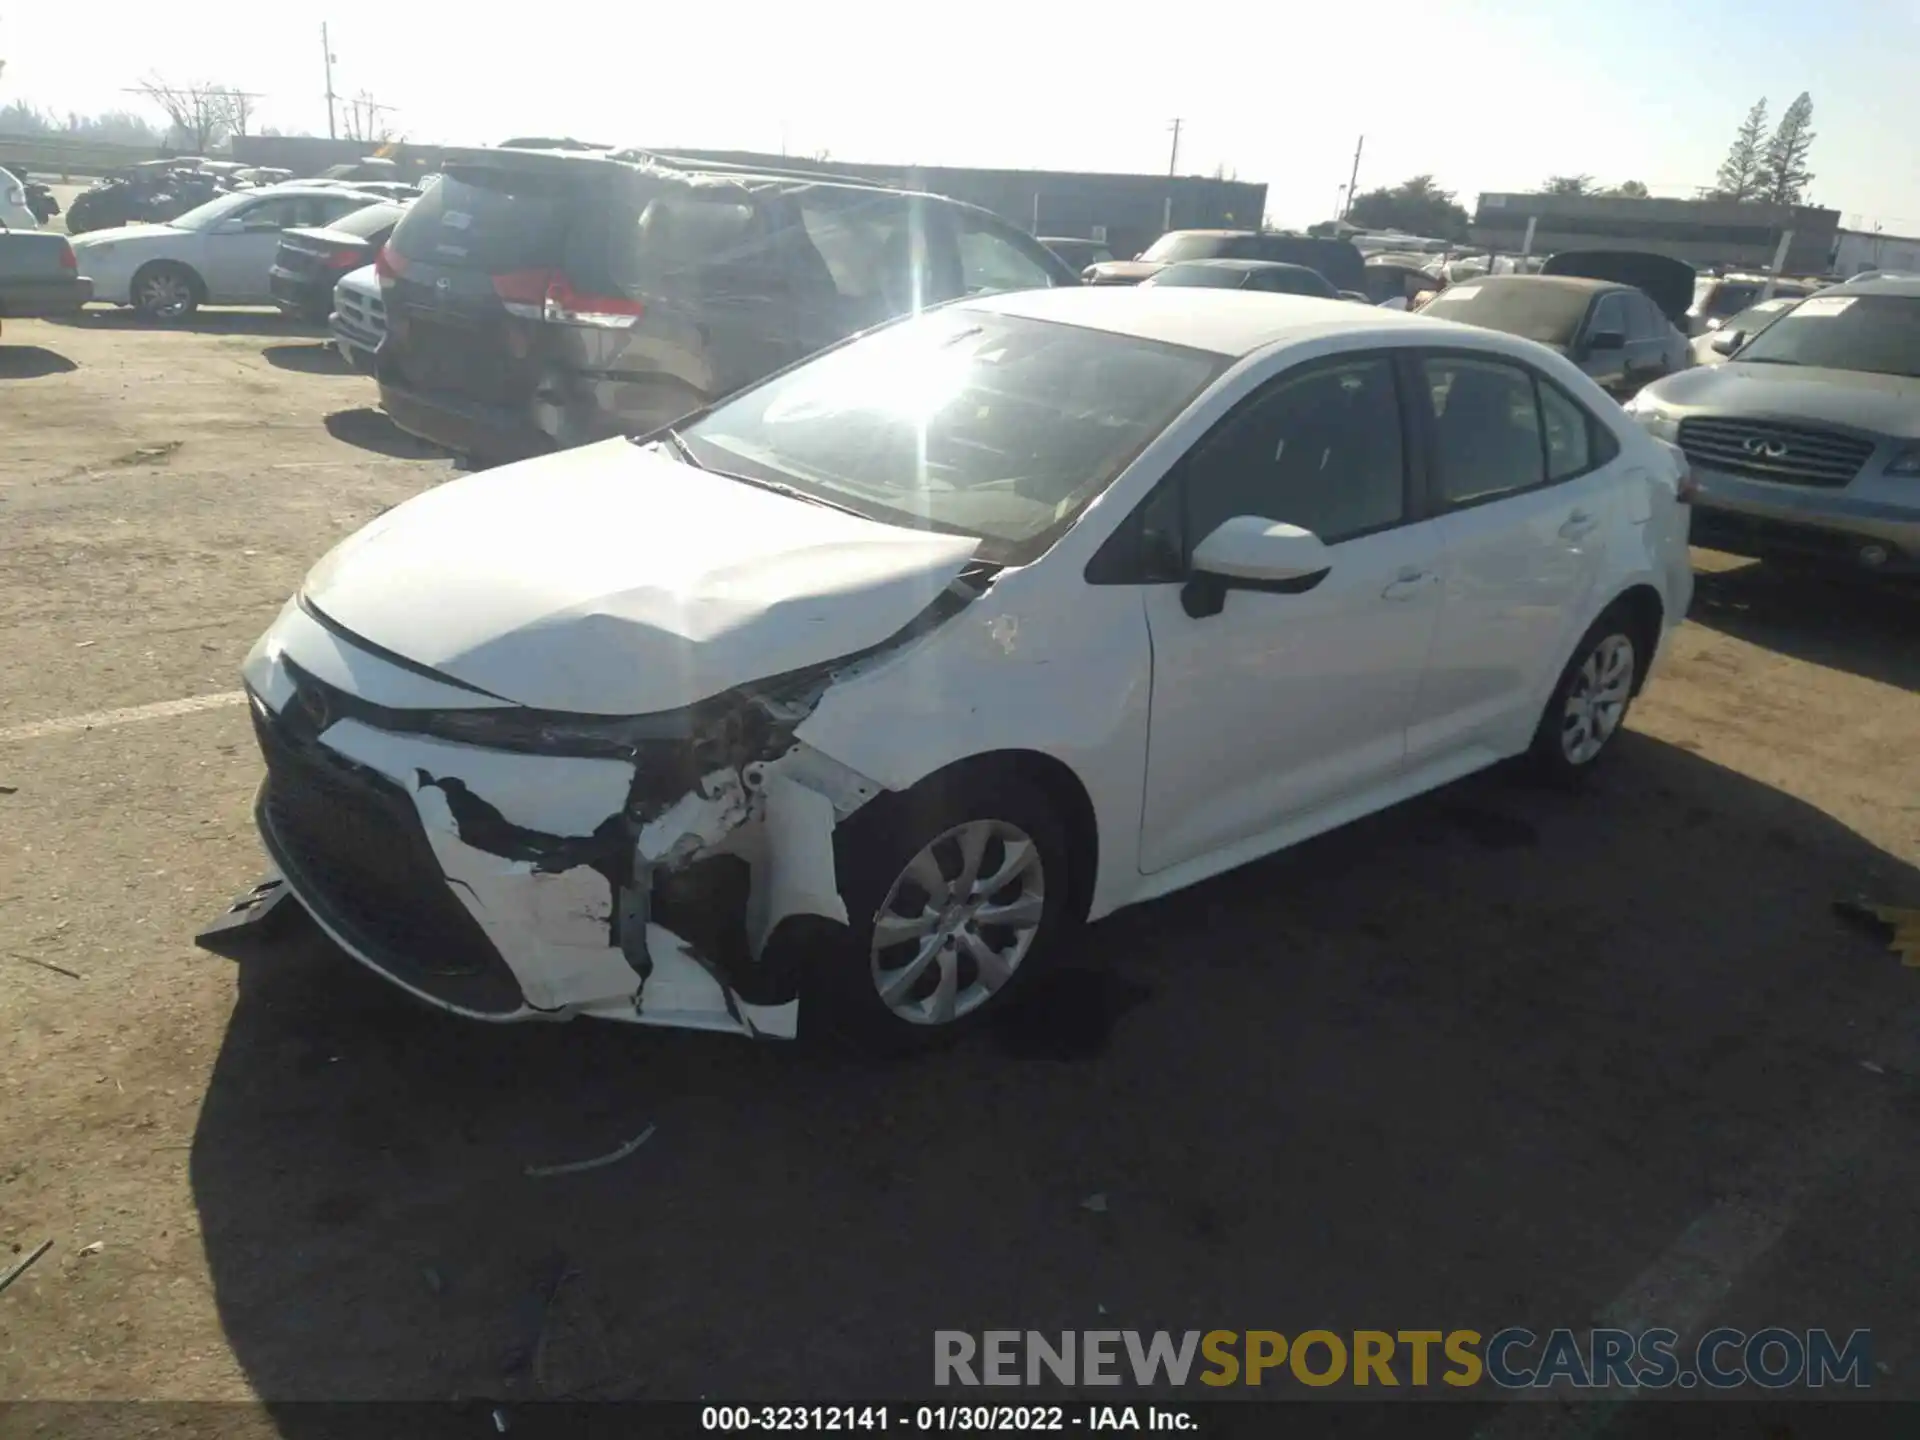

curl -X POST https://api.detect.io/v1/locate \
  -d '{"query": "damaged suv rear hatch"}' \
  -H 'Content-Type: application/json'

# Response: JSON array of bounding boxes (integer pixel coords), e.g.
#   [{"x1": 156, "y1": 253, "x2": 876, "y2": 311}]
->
[{"x1": 377, "y1": 151, "x2": 648, "y2": 459}]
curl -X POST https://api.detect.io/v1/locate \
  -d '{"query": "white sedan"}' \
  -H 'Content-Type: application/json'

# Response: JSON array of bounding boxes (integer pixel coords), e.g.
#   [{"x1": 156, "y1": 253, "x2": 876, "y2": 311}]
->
[
  {"x1": 226, "y1": 288, "x2": 1694, "y2": 1049},
  {"x1": 68, "y1": 185, "x2": 386, "y2": 320}
]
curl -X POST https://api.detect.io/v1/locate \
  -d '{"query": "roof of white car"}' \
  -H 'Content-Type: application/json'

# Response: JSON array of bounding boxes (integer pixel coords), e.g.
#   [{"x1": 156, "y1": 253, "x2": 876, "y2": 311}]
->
[{"x1": 965, "y1": 285, "x2": 1465, "y2": 358}]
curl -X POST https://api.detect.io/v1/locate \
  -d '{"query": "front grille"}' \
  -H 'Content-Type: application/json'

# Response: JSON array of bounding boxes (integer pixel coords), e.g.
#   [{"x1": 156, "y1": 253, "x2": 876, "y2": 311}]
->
[
  {"x1": 1678, "y1": 416, "x2": 1873, "y2": 489},
  {"x1": 335, "y1": 290, "x2": 385, "y2": 339},
  {"x1": 253, "y1": 701, "x2": 526, "y2": 1015}
]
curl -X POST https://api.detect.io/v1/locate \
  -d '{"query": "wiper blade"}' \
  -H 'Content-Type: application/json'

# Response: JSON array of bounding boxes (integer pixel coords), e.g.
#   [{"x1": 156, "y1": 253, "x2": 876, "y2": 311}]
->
[
  {"x1": 719, "y1": 469, "x2": 869, "y2": 518},
  {"x1": 658, "y1": 427, "x2": 702, "y2": 468}
]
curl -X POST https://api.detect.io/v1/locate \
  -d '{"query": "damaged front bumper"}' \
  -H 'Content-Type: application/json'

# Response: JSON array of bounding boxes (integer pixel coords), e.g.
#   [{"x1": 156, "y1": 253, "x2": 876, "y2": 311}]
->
[{"x1": 227, "y1": 604, "x2": 881, "y2": 1040}]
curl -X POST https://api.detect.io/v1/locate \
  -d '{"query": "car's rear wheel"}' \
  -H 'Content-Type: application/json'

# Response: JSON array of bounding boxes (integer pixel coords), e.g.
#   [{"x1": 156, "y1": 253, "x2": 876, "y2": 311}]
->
[
  {"x1": 812, "y1": 771, "x2": 1074, "y2": 1052},
  {"x1": 130, "y1": 262, "x2": 201, "y2": 321},
  {"x1": 1528, "y1": 608, "x2": 1642, "y2": 783}
]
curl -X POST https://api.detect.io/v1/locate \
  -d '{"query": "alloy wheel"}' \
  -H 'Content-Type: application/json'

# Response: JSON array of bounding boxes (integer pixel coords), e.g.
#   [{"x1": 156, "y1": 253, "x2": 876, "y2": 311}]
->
[
  {"x1": 869, "y1": 819, "x2": 1046, "y2": 1026},
  {"x1": 1561, "y1": 633, "x2": 1635, "y2": 765},
  {"x1": 136, "y1": 271, "x2": 194, "y2": 320}
]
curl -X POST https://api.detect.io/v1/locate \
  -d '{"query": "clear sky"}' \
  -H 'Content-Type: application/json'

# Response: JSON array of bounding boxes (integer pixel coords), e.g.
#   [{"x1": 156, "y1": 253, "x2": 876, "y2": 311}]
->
[{"x1": 5, "y1": 0, "x2": 1917, "y2": 234}]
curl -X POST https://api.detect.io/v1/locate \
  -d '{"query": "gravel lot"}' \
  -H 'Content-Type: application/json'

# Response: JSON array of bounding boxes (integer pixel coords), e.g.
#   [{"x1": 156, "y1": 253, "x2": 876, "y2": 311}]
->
[{"x1": 2, "y1": 313, "x2": 1918, "y2": 1430}]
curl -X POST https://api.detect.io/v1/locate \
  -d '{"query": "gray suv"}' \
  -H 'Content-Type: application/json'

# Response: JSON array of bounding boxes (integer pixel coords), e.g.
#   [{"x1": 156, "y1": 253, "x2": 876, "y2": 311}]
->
[
  {"x1": 376, "y1": 147, "x2": 1079, "y2": 463},
  {"x1": 1626, "y1": 277, "x2": 1920, "y2": 576}
]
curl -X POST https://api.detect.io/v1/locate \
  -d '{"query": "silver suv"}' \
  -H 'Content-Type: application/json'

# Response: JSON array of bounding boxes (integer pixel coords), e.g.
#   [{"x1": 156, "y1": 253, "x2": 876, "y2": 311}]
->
[{"x1": 1626, "y1": 277, "x2": 1920, "y2": 577}]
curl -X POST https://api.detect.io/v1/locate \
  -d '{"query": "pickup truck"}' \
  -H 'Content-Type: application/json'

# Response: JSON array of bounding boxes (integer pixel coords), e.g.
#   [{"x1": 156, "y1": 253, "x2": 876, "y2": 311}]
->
[{"x1": 0, "y1": 231, "x2": 92, "y2": 337}]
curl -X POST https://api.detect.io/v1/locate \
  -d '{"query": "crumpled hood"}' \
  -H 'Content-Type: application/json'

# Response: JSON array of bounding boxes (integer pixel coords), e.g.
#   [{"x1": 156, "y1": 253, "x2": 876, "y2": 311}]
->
[
  {"x1": 302, "y1": 439, "x2": 980, "y2": 715},
  {"x1": 1644, "y1": 363, "x2": 1920, "y2": 439},
  {"x1": 68, "y1": 223, "x2": 182, "y2": 249}
]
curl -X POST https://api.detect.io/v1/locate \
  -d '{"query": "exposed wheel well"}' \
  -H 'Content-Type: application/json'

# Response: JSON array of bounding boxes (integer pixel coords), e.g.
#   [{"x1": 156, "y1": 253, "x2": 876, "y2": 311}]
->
[
  {"x1": 1608, "y1": 584, "x2": 1666, "y2": 694},
  {"x1": 874, "y1": 751, "x2": 1101, "y2": 924}
]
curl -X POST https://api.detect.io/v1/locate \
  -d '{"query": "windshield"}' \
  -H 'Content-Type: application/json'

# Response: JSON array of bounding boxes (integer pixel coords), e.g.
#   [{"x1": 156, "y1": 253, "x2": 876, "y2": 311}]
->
[
  {"x1": 1719, "y1": 297, "x2": 1799, "y2": 337},
  {"x1": 1146, "y1": 264, "x2": 1244, "y2": 289},
  {"x1": 1138, "y1": 233, "x2": 1241, "y2": 264},
  {"x1": 1417, "y1": 279, "x2": 1594, "y2": 346},
  {"x1": 168, "y1": 191, "x2": 256, "y2": 231},
  {"x1": 1732, "y1": 294, "x2": 1920, "y2": 376},
  {"x1": 326, "y1": 202, "x2": 407, "y2": 239},
  {"x1": 676, "y1": 310, "x2": 1226, "y2": 565}
]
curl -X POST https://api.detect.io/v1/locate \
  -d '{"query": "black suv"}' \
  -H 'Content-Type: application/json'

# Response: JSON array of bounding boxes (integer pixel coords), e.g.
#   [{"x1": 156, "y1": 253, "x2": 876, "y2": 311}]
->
[{"x1": 376, "y1": 147, "x2": 1080, "y2": 463}]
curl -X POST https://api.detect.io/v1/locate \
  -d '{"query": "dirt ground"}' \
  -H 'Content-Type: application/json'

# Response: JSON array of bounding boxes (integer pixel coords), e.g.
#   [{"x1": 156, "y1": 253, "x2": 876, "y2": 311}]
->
[{"x1": 2, "y1": 314, "x2": 1918, "y2": 1432}]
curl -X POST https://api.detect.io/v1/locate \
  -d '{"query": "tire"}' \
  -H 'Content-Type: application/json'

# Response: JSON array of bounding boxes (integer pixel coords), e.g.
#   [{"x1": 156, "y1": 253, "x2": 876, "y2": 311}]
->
[
  {"x1": 1527, "y1": 606, "x2": 1644, "y2": 784},
  {"x1": 130, "y1": 262, "x2": 202, "y2": 322},
  {"x1": 808, "y1": 768, "x2": 1077, "y2": 1053}
]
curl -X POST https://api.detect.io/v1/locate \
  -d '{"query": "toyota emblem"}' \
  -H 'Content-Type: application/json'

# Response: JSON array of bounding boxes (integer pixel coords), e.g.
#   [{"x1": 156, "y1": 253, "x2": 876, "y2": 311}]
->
[{"x1": 1742, "y1": 436, "x2": 1789, "y2": 460}]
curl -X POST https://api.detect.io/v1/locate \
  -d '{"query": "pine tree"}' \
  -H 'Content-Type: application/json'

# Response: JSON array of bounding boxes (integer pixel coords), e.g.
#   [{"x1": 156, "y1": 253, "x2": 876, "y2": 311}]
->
[
  {"x1": 1714, "y1": 99, "x2": 1770, "y2": 201},
  {"x1": 1759, "y1": 92, "x2": 1816, "y2": 205}
]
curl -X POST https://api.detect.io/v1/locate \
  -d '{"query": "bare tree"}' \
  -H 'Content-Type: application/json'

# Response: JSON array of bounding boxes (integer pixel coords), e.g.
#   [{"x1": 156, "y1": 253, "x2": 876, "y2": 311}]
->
[
  {"x1": 1713, "y1": 98, "x2": 1770, "y2": 201},
  {"x1": 341, "y1": 91, "x2": 395, "y2": 145},
  {"x1": 136, "y1": 75, "x2": 233, "y2": 154},
  {"x1": 217, "y1": 89, "x2": 255, "y2": 139}
]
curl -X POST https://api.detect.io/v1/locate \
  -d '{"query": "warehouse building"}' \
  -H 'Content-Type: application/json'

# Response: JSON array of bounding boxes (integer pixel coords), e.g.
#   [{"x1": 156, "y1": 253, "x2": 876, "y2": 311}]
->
[{"x1": 1469, "y1": 192, "x2": 1841, "y2": 275}]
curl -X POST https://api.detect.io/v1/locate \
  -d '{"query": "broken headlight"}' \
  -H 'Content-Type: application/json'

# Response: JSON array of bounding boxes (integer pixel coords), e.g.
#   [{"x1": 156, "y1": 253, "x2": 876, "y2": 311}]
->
[{"x1": 408, "y1": 706, "x2": 706, "y2": 759}]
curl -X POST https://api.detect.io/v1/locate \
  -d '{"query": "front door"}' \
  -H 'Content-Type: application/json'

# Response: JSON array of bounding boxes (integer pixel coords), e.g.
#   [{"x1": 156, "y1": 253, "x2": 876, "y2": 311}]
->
[
  {"x1": 1139, "y1": 353, "x2": 1447, "y2": 874},
  {"x1": 1405, "y1": 353, "x2": 1617, "y2": 761}
]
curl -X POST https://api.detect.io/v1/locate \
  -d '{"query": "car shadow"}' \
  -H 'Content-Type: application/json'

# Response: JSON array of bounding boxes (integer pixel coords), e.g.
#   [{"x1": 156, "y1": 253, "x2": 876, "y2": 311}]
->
[
  {"x1": 324, "y1": 407, "x2": 451, "y2": 461},
  {"x1": 1690, "y1": 555, "x2": 1920, "y2": 692},
  {"x1": 265, "y1": 343, "x2": 352, "y2": 376},
  {"x1": 45, "y1": 308, "x2": 325, "y2": 338},
  {"x1": 0, "y1": 344, "x2": 77, "y2": 378},
  {"x1": 191, "y1": 733, "x2": 1920, "y2": 1420}
]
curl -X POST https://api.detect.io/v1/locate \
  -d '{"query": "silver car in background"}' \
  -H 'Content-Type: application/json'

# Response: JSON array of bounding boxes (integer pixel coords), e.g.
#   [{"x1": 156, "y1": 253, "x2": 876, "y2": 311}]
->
[{"x1": 1627, "y1": 277, "x2": 1920, "y2": 577}]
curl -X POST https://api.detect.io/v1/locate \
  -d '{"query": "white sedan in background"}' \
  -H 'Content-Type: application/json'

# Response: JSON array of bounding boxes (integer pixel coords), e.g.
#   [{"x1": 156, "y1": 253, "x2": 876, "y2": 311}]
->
[
  {"x1": 224, "y1": 289, "x2": 1694, "y2": 1050},
  {"x1": 69, "y1": 185, "x2": 386, "y2": 320}
]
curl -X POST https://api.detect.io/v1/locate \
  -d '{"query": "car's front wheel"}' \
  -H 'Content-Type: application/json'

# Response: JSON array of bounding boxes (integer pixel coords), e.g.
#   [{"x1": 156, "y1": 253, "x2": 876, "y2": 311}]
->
[
  {"x1": 1529, "y1": 608, "x2": 1643, "y2": 782},
  {"x1": 814, "y1": 770, "x2": 1074, "y2": 1051},
  {"x1": 130, "y1": 262, "x2": 201, "y2": 321}
]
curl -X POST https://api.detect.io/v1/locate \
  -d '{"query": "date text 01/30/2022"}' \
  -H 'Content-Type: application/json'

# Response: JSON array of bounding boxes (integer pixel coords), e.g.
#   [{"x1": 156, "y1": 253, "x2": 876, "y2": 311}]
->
[{"x1": 701, "y1": 1405, "x2": 1199, "y2": 1431}]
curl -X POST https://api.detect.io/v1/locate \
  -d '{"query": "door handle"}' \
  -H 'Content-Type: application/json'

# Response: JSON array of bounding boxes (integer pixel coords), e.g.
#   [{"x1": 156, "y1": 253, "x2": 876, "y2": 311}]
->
[
  {"x1": 1382, "y1": 568, "x2": 1437, "y2": 601},
  {"x1": 1559, "y1": 510, "x2": 1599, "y2": 541}
]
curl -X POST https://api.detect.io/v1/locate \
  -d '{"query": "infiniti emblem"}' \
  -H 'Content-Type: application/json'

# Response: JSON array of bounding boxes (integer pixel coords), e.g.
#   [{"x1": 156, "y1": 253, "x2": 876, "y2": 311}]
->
[{"x1": 1742, "y1": 436, "x2": 1790, "y2": 460}]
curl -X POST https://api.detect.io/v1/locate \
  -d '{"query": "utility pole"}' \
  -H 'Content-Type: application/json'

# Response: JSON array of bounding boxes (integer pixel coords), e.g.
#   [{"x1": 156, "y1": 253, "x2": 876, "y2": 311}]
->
[
  {"x1": 1336, "y1": 134, "x2": 1367, "y2": 218},
  {"x1": 322, "y1": 24, "x2": 338, "y2": 140},
  {"x1": 1163, "y1": 117, "x2": 1183, "y2": 233}
]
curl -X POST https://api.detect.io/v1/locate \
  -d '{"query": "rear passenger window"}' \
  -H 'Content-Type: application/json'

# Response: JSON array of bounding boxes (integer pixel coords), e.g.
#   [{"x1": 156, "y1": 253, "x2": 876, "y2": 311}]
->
[
  {"x1": 1537, "y1": 381, "x2": 1593, "y2": 479},
  {"x1": 616, "y1": 192, "x2": 768, "y2": 295},
  {"x1": 797, "y1": 192, "x2": 927, "y2": 305},
  {"x1": 955, "y1": 215, "x2": 1058, "y2": 295},
  {"x1": 1422, "y1": 357, "x2": 1544, "y2": 505}
]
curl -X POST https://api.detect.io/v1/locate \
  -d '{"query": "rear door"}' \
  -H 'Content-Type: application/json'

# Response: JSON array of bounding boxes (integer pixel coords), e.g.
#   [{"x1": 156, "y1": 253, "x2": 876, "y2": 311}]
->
[{"x1": 1408, "y1": 352, "x2": 1620, "y2": 762}]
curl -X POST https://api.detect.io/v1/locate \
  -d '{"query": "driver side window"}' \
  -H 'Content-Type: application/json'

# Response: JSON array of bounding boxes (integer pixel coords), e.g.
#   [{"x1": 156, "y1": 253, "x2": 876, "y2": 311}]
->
[
  {"x1": 233, "y1": 197, "x2": 300, "y2": 230},
  {"x1": 1587, "y1": 292, "x2": 1629, "y2": 338},
  {"x1": 1179, "y1": 357, "x2": 1407, "y2": 551}
]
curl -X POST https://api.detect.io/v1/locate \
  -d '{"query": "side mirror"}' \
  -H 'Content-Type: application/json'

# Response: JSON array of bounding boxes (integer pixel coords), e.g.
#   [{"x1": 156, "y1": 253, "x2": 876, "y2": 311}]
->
[
  {"x1": 1182, "y1": 516, "x2": 1332, "y2": 618},
  {"x1": 1710, "y1": 329, "x2": 1744, "y2": 355},
  {"x1": 1585, "y1": 330, "x2": 1626, "y2": 353}
]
